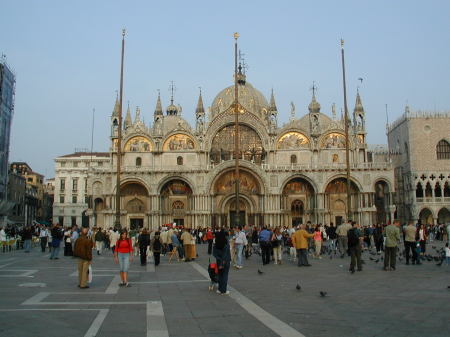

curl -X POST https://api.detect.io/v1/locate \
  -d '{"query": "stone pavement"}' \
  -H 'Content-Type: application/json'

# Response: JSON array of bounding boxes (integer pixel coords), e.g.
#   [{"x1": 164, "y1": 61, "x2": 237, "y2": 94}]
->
[{"x1": 0, "y1": 241, "x2": 449, "y2": 337}]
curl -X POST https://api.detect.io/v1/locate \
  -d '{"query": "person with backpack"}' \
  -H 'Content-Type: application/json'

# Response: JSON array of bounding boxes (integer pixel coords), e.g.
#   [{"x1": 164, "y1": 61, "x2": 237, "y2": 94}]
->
[
  {"x1": 50, "y1": 224, "x2": 64, "y2": 259},
  {"x1": 348, "y1": 221, "x2": 363, "y2": 273},
  {"x1": 213, "y1": 228, "x2": 231, "y2": 295},
  {"x1": 150, "y1": 231, "x2": 162, "y2": 266}
]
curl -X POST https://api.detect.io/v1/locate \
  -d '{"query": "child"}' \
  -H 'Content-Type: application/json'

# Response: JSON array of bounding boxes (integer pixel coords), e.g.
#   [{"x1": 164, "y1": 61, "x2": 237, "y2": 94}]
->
[{"x1": 208, "y1": 260, "x2": 219, "y2": 291}]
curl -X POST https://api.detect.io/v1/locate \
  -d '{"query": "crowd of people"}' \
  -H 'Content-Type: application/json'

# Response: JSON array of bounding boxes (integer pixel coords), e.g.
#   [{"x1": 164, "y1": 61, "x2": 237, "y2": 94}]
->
[{"x1": 1, "y1": 220, "x2": 449, "y2": 295}]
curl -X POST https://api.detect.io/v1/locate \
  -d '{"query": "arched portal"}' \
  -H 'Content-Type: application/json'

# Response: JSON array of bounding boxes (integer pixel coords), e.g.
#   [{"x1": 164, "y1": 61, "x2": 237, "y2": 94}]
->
[
  {"x1": 282, "y1": 177, "x2": 315, "y2": 225},
  {"x1": 374, "y1": 180, "x2": 390, "y2": 224},
  {"x1": 418, "y1": 208, "x2": 433, "y2": 225},
  {"x1": 120, "y1": 182, "x2": 149, "y2": 229},
  {"x1": 212, "y1": 169, "x2": 262, "y2": 228},
  {"x1": 93, "y1": 198, "x2": 105, "y2": 227},
  {"x1": 160, "y1": 179, "x2": 193, "y2": 228},
  {"x1": 324, "y1": 177, "x2": 359, "y2": 225},
  {"x1": 438, "y1": 208, "x2": 450, "y2": 224}
]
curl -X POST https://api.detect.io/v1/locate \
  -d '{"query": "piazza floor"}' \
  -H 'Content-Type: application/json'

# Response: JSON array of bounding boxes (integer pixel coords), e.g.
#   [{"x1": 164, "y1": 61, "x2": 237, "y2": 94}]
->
[{"x1": 0, "y1": 241, "x2": 449, "y2": 337}]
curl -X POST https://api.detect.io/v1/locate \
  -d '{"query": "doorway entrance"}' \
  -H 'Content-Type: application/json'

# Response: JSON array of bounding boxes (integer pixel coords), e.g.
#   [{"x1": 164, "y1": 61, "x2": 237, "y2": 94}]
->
[
  {"x1": 229, "y1": 211, "x2": 246, "y2": 227},
  {"x1": 292, "y1": 217, "x2": 303, "y2": 227},
  {"x1": 335, "y1": 216, "x2": 343, "y2": 226},
  {"x1": 173, "y1": 218, "x2": 184, "y2": 227},
  {"x1": 130, "y1": 218, "x2": 143, "y2": 230}
]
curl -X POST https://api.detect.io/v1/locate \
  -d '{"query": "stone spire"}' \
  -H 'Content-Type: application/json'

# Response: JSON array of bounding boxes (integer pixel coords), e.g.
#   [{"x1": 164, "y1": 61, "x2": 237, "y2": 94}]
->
[
  {"x1": 154, "y1": 92, "x2": 163, "y2": 120},
  {"x1": 269, "y1": 88, "x2": 278, "y2": 113},
  {"x1": 112, "y1": 93, "x2": 120, "y2": 117},
  {"x1": 124, "y1": 102, "x2": 132, "y2": 129},
  {"x1": 353, "y1": 90, "x2": 365, "y2": 115},
  {"x1": 196, "y1": 89, "x2": 205, "y2": 115}
]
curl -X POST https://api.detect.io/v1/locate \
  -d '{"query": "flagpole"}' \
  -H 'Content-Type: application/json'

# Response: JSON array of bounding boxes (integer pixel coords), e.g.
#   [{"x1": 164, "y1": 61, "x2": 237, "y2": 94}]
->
[
  {"x1": 115, "y1": 29, "x2": 125, "y2": 230},
  {"x1": 233, "y1": 32, "x2": 240, "y2": 227},
  {"x1": 340, "y1": 39, "x2": 352, "y2": 221}
]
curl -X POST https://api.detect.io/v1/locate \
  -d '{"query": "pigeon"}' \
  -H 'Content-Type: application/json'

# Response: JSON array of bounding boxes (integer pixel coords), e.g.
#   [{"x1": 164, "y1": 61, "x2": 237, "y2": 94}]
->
[
  {"x1": 433, "y1": 256, "x2": 439, "y2": 262},
  {"x1": 369, "y1": 257, "x2": 375, "y2": 261},
  {"x1": 257, "y1": 269, "x2": 264, "y2": 275},
  {"x1": 375, "y1": 259, "x2": 379, "y2": 263},
  {"x1": 370, "y1": 251, "x2": 376, "y2": 256},
  {"x1": 447, "y1": 286, "x2": 450, "y2": 289},
  {"x1": 381, "y1": 256, "x2": 384, "y2": 261},
  {"x1": 436, "y1": 261, "x2": 443, "y2": 267},
  {"x1": 432, "y1": 245, "x2": 436, "y2": 249},
  {"x1": 329, "y1": 255, "x2": 333, "y2": 260},
  {"x1": 296, "y1": 284, "x2": 301, "y2": 291},
  {"x1": 320, "y1": 291, "x2": 327, "y2": 297}
]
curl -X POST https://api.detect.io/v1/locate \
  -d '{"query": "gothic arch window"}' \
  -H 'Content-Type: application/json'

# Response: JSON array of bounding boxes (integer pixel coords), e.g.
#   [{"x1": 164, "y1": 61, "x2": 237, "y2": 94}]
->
[
  {"x1": 416, "y1": 183, "x2": 424, "y2": 198},
  {"x1": 290, "y1": 154, "x2": 297, "y2": 164},
  {"x1": 136, "y1": 157, "x2": 142, "y2": 167},
  {"x1": 177, "y1": 156, "x2": 183, "y2": 165},
  {"x1": 436, "y1": 139, "x2": 450, "y2": 159},
  {"x1": 425, "y1": 182, "x2": 432, "y2": 198},
  {"x1": 435, "y1": 182, "x2": 442, "y2": 198}
]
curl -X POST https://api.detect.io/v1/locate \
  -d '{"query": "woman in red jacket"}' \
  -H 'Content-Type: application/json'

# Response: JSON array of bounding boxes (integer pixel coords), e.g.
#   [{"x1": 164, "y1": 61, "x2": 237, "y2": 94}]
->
[{"x1": 114, "y1": 230, "x2": 133, "y2": 287}]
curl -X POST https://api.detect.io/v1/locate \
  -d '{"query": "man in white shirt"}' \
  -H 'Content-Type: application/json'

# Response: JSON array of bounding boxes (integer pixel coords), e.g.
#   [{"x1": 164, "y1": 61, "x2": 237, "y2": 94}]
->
[
  {"x1": 39, "y1": 226, "x2": 49, "y2": 252},
  {"x1": 234, "y1": 225, "x2": 248, "y2": 269},
  {"x1": 0, "y1": 227, "x2": 7, "y2": 253}
]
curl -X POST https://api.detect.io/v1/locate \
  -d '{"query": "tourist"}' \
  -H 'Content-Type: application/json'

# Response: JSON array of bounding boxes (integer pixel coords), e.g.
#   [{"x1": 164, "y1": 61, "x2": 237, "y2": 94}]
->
[
  {"x1": 336, "y1": 221, "x2": 352, "y2": 257},
  {"x1": 171, "y1": 229, "x2": 183, "y2": 261},
  {"x1": 383, "y1": 221, "x2": 400, "y2": 271},
  {"x1": 180, "y1": 228, "x2": 194, "y2": 262},
  {"x1": 22, "y1": 225, "x2": 33, "y2": 253},
  {"x1": 110, "y1": 228, "x2": 119, "y2": 253},
  {"x1": 234, "y1": 225, "x2": 247, "y2": 269},
  {"x1": 138, "y1": 229, "x2": 150, "y2": 266},
  {"x1": 95, "y1": 228, "x2": 105, "y2": 255},
  {"x1": 313, "y1": 225, "x2": 323, "y2": 259},
  {"x1": 0, "y1": 226, "x2": 7, "y2": 253},
  {"x1": 213, "y1": 228, "x2": 231, "y2": 295},
  {"x1": 71, "y1": 225, "x2": 79, "y2": 253},
  {"x1": 64, "y1": 227, "x2": 72, "y2": 256},
  {"x1": 404, "y1": 221, "x2": 420, "y2": 265},
  {"x1": 373, "y1": 224, "x2": 384, "y2": 254},
  {"x1": 292, "y1": 224, "x2": 314, "y2": 267},
  {"x1": 114, "y1": 230, "x2": 133, "y2": 287},
  {"x1": 259, "y1": 226, "x2": 272, "y2": 265},
  {"x1": 417, "y1": 224, "x2": 427, "y2": 256},
  {"x1": 150, "y1": 231, "x2": 162, "y2": 266},
  {"x1": 326, "y1": 223, "x2": 337, "y2": 253},
  {"x1": 206, "y1": 227, "x2": 214, "y2": 255},
  {"x1": 73, "y1": 226, "x2": 93, "y2": 289},
  {"x1": 39, "y1": 226, "x2": 48, "y2": 253},
  {"x1": 50, "y1": 223, "x2": 63, "y2": 259},
  {"x1": 271, "y1": 227, "x2": 283, "y2": 265},
  {"x1": 160, "y1": 229, "x2": 168, "y2": 255},
  {"x1": 348, "y1": 221, "x2": 362, "y2": 273}
]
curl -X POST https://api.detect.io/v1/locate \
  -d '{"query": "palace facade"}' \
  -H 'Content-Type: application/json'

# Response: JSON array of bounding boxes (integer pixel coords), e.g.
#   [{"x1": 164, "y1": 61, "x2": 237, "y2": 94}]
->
[{"x1": 86, "y1": 70, "x2": 395, "y2": 229}]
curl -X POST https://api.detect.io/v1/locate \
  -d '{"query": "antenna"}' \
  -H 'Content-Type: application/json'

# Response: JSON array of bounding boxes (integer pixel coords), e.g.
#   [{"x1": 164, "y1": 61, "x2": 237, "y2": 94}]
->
[{"x1": 385, "y1": 104, "x2": 389, "y2": 129}]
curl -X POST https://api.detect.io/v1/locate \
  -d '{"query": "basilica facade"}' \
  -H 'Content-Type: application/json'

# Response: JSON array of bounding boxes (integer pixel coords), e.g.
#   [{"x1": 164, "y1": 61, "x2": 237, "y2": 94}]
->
[{"x1": 86, "y1": 71, "x2": 395, "y2": 230}]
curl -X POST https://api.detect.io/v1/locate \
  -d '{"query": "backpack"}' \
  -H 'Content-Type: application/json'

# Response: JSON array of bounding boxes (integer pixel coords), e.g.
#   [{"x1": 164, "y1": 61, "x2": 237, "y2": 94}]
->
[{"x1": 347, "y1": 228, "x2": 359, "y2": 247}]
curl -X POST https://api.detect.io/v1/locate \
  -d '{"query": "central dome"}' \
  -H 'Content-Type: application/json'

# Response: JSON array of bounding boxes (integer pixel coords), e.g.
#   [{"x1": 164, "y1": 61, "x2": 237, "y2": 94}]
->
[{"x1": 210, "y1": 81, "x2": 269, "y2": 120}]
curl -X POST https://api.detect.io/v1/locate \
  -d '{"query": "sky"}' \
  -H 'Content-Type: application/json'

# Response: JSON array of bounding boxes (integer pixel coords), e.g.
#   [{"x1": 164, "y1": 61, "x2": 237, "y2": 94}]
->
[{"x1": 1, "y1": 0, "x2": 450, "y2": 178}]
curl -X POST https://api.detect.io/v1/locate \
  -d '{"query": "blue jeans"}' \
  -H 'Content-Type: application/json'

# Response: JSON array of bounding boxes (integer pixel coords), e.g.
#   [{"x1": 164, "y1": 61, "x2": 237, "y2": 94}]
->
[
  {"x1": 218, "y1": 261, "x2": 230, "y2": 293},
  {"x1": 118, "y1": 253, "x2": 130, "y2": 272},
  {"x1": 50, "y1": 246, "x2": 60, "y2": 259},
  {"x1": 23, "y1": 239, "x2": 31, "y2": 252},
  {"x1": 235, "y1": 244, "x2": 244, "y2": 266}
]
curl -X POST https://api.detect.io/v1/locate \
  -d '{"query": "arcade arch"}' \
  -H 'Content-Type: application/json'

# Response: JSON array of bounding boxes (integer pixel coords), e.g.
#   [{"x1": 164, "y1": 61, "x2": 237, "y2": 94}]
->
[
  {"x1": 324, "y1": 177, "x2": 360, "y2": 225},
  {"x1": 281, "y1": 177, "x2": 315, "y2": 226}
]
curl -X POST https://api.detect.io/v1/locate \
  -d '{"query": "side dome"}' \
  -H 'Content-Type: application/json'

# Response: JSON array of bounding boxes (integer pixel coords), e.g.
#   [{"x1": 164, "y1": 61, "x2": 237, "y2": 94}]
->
[{"x1": 210, "y1": 81, "x2": 269, "y2": 120}]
